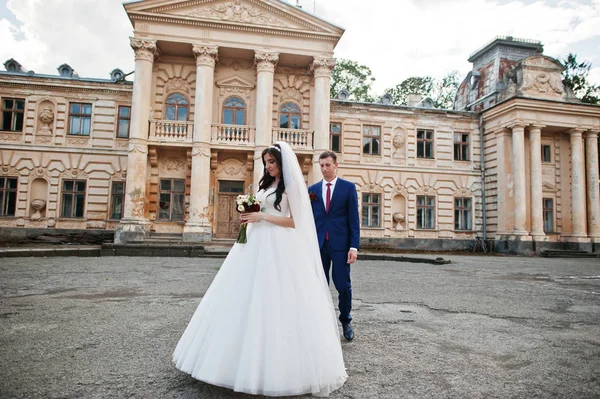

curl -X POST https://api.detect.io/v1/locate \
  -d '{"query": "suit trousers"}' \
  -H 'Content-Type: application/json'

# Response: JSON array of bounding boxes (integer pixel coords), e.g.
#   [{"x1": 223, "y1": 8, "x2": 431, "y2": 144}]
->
[{"x1": 320, "y1": 239, "x2": 352, "y2": 325}]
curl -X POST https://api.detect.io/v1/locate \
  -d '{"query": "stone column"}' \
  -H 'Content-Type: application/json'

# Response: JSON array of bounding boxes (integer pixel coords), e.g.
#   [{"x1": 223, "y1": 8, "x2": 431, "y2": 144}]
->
[
  {"x1": 310, "y1": 57, "x2": 336, "y2": 184},
  {"x1": 529, "y1": 125, "x2": 545, "y2": 239},
  {"x1": 115, "y1": 38, "x2": 158, "y2": 244},
  {"x1": 253, "y1": 51, "x2": 278, "y2": 190},
  {"x1": 184, "y1": 45, "x2": 218, "y2": 242},
  {"x1": 511, "y1": 123, "x2": 529, "y2": 237},
  {"x1": 569, "y1": 129, "x2": 588, "y2": 238},
  {"x1": 585, "y1": 131, "x2": 600, "y2": 241},
  {"x1": 495, "y1": 129, "x2": 511, "y2": 237}
]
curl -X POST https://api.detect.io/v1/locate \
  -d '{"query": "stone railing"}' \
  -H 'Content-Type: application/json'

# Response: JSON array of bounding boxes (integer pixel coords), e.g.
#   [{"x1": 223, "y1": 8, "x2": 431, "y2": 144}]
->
[
  {"x1": 149, "y1": 120, "x2": 193, "y2": 141},
  {"x1": 272, "y1": 128, "x2": 313, "y2": 149},
  {"x1": 212, "y1": 124, "x2": 255, "y2": 145}
]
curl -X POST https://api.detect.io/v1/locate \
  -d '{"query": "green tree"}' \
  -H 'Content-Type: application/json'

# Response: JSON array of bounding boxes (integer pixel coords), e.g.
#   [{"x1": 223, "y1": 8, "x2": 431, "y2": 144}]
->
[
  {"x1": 432, "y1": 71, "x2": 460, "y2": 109},
  {"x1": 384, "y1": 72, "x2": 459, "y2": 109},
  {"x1": 330, "y1": 59, "x2": 376, "y2": 102},
  {"x1": 562, "y1": 53, "x2": 600, "y2": 105}
]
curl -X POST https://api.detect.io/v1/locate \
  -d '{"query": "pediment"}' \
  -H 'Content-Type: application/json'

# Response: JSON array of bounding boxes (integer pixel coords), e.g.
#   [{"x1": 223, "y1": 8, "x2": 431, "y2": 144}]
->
[
  {"x1": 542, "y1": 182, "x2": 559, "y2": 193},
  {"x1": 125, "y1": 0, "x2": 343, "y2": 36},
  {"x1": 519, "y1": 55, "x2": 564, "y2": 72},
  {"x1": 216, "y1": 75, "x2": 255, "y2": 89}
]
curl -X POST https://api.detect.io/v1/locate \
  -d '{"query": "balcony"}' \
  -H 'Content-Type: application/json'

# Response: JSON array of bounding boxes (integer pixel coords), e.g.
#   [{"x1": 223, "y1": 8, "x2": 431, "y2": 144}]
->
[
  {"x1": 272, "y1": 128, "x2": 313, "y2": 150},
  {"x1": 212, "y1": 124, "x2": 255, "y2": 145},
  {"x1": 149, "y1": 120, "x2": 193, "y2": 143}
]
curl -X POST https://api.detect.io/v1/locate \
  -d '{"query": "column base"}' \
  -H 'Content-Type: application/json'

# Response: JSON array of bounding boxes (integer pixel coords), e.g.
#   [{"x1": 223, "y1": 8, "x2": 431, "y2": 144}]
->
[
  {"x1": 507, "y1": 233, "x2": 532, "y2": 241},
  {"x1": 560, "y1": 235, "x2": 592, "y2": 243},
  {"x1": 183, "y1": 220, "x2": 212, "y2": 243},
  {"x1": 531, "y1": 233, "x2": 547, "y2": 242},
  {"x1": 114, "y1": 218, "x2": 151, "y2": 244}
]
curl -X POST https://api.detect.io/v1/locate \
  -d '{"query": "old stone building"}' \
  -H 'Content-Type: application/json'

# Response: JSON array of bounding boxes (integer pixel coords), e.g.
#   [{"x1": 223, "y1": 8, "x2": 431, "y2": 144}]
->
[{"x1": 0, "y1": 1, "x2": 598, "y2": 253}]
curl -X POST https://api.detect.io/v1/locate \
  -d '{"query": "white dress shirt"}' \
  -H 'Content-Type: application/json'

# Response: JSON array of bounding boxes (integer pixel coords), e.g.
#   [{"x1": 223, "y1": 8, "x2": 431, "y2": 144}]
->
[{"x1": 322, "y1": 177, "x2": 357, "y2": 253}]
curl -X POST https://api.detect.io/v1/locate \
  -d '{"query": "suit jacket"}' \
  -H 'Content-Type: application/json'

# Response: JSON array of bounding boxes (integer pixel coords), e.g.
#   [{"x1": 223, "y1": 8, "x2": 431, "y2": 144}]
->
[{"x1": 309, "y1": 178, "x2": 360, "y2": 251}]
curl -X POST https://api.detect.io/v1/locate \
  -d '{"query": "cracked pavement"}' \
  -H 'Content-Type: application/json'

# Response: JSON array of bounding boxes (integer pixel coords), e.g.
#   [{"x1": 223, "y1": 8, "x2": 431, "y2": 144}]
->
[{"x1": 0, "y1": 255, "x2": 599, "y2": 398}]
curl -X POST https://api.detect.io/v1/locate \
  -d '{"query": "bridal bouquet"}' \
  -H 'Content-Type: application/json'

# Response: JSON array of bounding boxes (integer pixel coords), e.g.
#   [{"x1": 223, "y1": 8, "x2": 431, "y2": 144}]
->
[{"x1": 236, "y1": 194, "x2": 261, "y2": 244}]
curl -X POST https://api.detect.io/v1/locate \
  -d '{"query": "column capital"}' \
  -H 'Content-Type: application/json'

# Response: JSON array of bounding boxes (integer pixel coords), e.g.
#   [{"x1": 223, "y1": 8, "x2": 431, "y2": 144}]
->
[
  {"x1": 528, "y1": 124, "x2": 545, "y2": 131},
  {"x1": 193, "y1": 44, "x2": 219, "y2": 67},
  {"x1": 567, "y1": 127, "x2": 586, "y2": 137},
  {"x1": 254, "y1": 51, "x2": 279, "y2": 73},
  {"x1": 505, "y1": 121, "x2": 527, "y2": 131},
  {"x1": 130, "y1": 37, "x2": 159, "y2": 62},
  {"x1": 311, "y1": 57, "x2": 336, "y2": 78},
  {"x1": 585, "y1": 130, "x2": 599, "y2": 139}
]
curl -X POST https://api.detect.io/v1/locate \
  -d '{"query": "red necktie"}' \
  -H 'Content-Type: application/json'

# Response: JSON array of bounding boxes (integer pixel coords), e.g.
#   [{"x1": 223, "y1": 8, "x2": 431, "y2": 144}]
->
[{"x1": 325, "y1": 183, "x2": 331, "y2": 240}]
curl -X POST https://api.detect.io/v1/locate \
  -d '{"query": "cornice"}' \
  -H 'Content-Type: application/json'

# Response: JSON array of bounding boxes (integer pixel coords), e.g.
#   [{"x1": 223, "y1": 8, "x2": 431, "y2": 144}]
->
[
  {"x1": 0, "y1": 80, "x2": 133, "y2": 95},
  {"x1": 482, "y1": 96, "x2": 600, "y2": 120}
]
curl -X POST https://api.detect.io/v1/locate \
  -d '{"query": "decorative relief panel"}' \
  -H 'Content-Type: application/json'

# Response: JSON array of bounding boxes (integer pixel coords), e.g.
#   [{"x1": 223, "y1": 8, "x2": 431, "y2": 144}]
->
[
  {"x1": 164, "y1": 77, "x2": 191, "y2": 94},
  {"x1": 37, "y1": 100, "x2": 56, "y2": 135},
  {"x1": 186, "y1": 1, "x2": 285, "y2": 27},
  {"x1": 164, "y1": 157, "x2": 186, "y2": 171}
]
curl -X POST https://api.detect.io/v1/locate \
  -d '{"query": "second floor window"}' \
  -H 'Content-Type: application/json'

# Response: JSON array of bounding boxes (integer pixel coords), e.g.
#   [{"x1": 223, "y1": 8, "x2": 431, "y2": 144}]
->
[
  {"x1": 159, "y1": 179, "x2": 185, "y2": 221},
  {"x1": 417, "y1": 195, "x2": 435, "y2": 229},
  {"x1": 454, "y1": 133, "x2": 470, "y2": 161},
  {"x1": 363, "y1": 125, "x2": 381, "y2": 155},
  {"x1": 69, "y1": 103, "x2": 92, "y2": 136},
  {"x1": 361, "y1": 193, "x2": 381, "y2": 227},
  {"x1": 417, "y1": 129, "x2": 434, "y2": 159},
  {"x1": 165, "y1": 93, "x2": 189, "y2": 121},
  {"x1": 454, "y1": 197, "x2": 472, "y2": 230},
  {"x1": 117, "y1": 106, "x2": 131, "y2": 138},
  {"x1": 110, "y1": 182, "x2": 125, "y2": 220},
  {"x1": 543, "y1": 198, "x2": 554, "y2": 232},
  {"x1": 542, "y1": 145, "x2": 552, "y2": 163},
  {"x1": 1, "y1": 98, "x2": 25, "y2": 132},
  {"x1": 0, "y1": 177, "x2": 18, "y2": 216},
  {"x1": 223, "y1": 96, "x2": 246, "y2": 125},
  {"x1": 61, "y1": 180, "x2": 86, "y2": 218},
  {"x1": 330, "y1": 122, "x2": 341, "y2": 152},
  {"x1": 279, "y1": 102, "x2": 301, "y2": 129}
]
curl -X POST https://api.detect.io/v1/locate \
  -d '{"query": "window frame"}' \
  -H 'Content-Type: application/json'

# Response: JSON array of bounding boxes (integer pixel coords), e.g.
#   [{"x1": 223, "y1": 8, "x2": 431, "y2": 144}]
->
[
  {"x1": 1, "y1": 97, "x2": 25, "y2": 132},
  {"x1": 361, "y1": 192, "x2": 381, "y2": 228},
  {"x1": 278, "y1": 101, "x2": 302, "y2": 129},
  {"x1": 454, "y1": 132, "x2": 470, "y2": 161},
  {"x1": 330, "y1": 122, "x2": 342, "y2": 153},
  {"x1": 543, "y1": 197, "x2": 554, "y2": 233},
  {"x1": 362, "y1": 124, "x2": 381, "y2": 156},
  {"x1": 416, "y1": 195, "x2": 436, "y2": 230},
  {"x1": 541, "y1": 144, "x2": 552, "y2": 163},
  {"x1": 117, "y1": 105, "x2": 131, "y2": 138},
  {"x1": 158, "y1": 178, "x2": 186, "y2": 221},
  {"x1": 60, "y1": 179, "x2": 87, "y2": 219},
  {"x1": 109, "y1": 181, "x2": 125, "y2": 220},
  {"x1": 417, "y1": 129, "x2": 435, "y2": 159},
  {"x1": 222, "y1": 96, "x2": 247, "y2": 126},
  {"x1": 164, "y1": 93, "x2": 190, "y2": 122},
  {"x1": 68, "y1": 102, "x2": 92, "y2": 136},
  {"x1": 0, "y1": 176, "x2": 18, "y2": 217},
  {"x1": 454, "y1": 197, "x2": 473, "y2": 231}
]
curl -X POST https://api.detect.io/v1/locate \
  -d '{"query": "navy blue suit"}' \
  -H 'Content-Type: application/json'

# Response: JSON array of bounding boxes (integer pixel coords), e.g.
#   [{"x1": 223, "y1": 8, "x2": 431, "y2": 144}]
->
[{"x1": 309, "y1": 178, "x2": 360, "y2": 325}]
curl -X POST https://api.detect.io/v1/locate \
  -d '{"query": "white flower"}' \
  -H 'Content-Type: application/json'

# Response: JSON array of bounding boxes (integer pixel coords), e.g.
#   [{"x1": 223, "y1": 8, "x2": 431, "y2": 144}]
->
[{"x1": 237, "y1": 205, "x2": 245, "y2": 212}]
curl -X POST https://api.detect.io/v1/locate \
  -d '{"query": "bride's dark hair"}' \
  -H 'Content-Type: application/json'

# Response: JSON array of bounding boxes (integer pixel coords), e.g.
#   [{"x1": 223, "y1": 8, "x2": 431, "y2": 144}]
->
[{"x1": 258, "y1": 144, "x2": 285, "y2": 211}]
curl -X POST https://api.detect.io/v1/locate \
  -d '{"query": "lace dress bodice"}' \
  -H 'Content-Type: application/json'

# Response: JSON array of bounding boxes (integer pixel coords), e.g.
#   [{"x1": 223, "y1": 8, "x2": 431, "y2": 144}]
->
[{"x1": 256, "y1": 187, "x2": 290, "y2": 217}]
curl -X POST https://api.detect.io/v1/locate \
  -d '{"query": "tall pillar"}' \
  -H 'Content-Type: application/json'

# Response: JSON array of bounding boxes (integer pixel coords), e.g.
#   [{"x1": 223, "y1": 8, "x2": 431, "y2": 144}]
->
[
  {"x1": 569, "y1": 129, "x2": 588, "y2": 238},
  {"x1": 511, "y1": 123, "x2": 529, "y2": 237},
  {"x1": 115, "y1": 38, "x2": 158, "y2": 244},
  {"x1": 184, "y1": 45, "x2": 218, "y2": 242},
  {"x1": 253, "y1": 51, "x2": 278, "y2": 190},
  {"x1": 310, "y1": 57, "x2": 336, "y2": 184},
  {"x1": 495, "y1": 129, "x2": 511, "y2": 237},
  {"x1": 529, "y1": 125, "x2": 545, "y2": 239},
  {"x1": 585, "y1": 131, "x2": 600, "y2": 241}
]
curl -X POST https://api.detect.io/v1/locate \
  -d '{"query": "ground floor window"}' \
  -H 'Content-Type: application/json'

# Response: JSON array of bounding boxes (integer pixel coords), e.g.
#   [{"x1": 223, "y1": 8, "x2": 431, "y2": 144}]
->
[
  {"x1": 159, "y1": 179, "x2": 185, "y2": 220},
  {"x1": 543, "y1": 198, "x2": 554, "y2": 232},
  {"x1": 361, "y1": 193, "x2": 381, "y2": 227},
  {"x1": 454, "y1": 197, "x2": 472, "y2": 230},
  {"x1": 417, "y1": 195, "x2": 435, "y2": 229},
  {"x1": 0, "y1": 177, "x2": 18, "y2": 216},
  {"x1": 110, "y1": 182, "x2": 125, "y2": 219},
  {"x1": 61, "y1": 180, "x2": 86, "y2": 218}
]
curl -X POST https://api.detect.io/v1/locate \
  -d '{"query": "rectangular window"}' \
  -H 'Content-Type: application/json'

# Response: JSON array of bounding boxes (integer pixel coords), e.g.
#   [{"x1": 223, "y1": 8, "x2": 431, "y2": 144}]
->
[
  {"x1": 361, "y1": 193, "x2": 381, "y2": 227},
  {"x1": 61, "y1": 180, "x2": 86, "y2": 218},
  {"x1": 542, "y1": 145, "x2": 552, "y2": 163},
  {"x1": 454, "y1": 133, "x2": 470, "y2": 161},
  {"x1": 362, "y1": 125, "x2": 380, "y2": 155},
  {"x1": 454, "y1": 197, "x2": 472, "y2": 230},
  {"x1": 417, "y1": 129, "x2": 434, "y2": 159},
  {"x1": 0, "y1": 177, "x2": 18, "y2": 216},
  {"x1": 117, "y1": 106, "x2": 131, "y2": 138},
  {"x1": 110, "y1": 182, "x2": 125, "y2": 220},
  {"x1": 330, "y1": 122, "x2": 341, "y2": 152},
  {"x1": 159, "y1": 179, "x2": 185, "y2": 221},
  {"x1": 543, "y1": 198, "x2": 554, "y2": 232},
  {"x1": 1, "y1": 98, "x2": 25, "y2": 132},
  {"x1": 417, "y1": 195, "x2": 435, "y2": 229},
  {"x1": 68, "y1": 102, "x2": 92, "y2": 136}
]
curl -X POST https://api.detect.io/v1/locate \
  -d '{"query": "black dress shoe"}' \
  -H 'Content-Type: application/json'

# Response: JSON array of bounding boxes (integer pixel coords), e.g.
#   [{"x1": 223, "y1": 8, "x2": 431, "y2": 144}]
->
[{"x1": 342, "y1": 323, "x2": 354, "y2": 341}]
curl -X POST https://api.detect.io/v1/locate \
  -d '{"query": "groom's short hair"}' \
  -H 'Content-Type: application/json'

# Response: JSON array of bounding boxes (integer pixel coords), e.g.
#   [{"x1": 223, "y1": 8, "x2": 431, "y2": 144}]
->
[{"x1": 319, "y1": 151, "x2": 337, "y2": 163}]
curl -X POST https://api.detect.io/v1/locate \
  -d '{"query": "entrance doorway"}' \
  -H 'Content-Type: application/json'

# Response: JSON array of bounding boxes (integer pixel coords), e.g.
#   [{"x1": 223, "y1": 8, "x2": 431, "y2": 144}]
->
[{"x1": 215, "y1": 180, "x2": 245, "y2": 239}]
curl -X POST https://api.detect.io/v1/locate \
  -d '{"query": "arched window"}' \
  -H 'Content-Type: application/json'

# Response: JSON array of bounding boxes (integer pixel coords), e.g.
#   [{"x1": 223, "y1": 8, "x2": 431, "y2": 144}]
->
[
  {"x1": 222, "y1": 96, "x2": 246, "y2": 125},
  {"x1": 165, "y1": 93, "x2": 189, "y2": 121},
  {"x1": 279, "y1": 102, "x2": 301, "y2": 129}
]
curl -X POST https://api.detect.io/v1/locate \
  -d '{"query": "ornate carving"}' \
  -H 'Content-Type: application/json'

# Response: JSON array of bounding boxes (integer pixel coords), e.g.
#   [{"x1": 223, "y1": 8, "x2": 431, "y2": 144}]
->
[
  {"x1": 116, "y1": 140, "x2": 129, "y2": 149},
  {"x1": 129, "y1": 187, "x2": 145, "y2": 218},
  {"x1": 416, "y1": 185, "x2": 437, "y2": 195},
  {"x1": 164, "y1": 77, "x2": 191, "y2": 94},
  {"x1": 311, "y1": 57, "x2": 335, "y2": 78},
  {"x1": 62, "y1": 169, "x2": 88, "y2": 179},
  {"x1": 1, "y1": 166, "x2": 18, "y2": 175},
  {"x1": 0, "y1": 133, "x2": 22, "y2": 142},
  {"x1": 522, "y1": 72, "x2": 563, "y2": 94},
  {"x1": 193, "y1": 44, "x2": 219, "y2": 67},
  {"x1": 30, "y1": 199, "x2": 46, "y2": 220},
  {"x1": 129, "y1": 37, "x2": 159, "y2": 62},
  {"x1": 186, "y1": 0, "x2": 285, "y2": 27},
  {"x1": 36, "y1": 135, "x2": 53, "y2": 144},
  {"x1": 219, "y1": 158, "x2": 245, "y2": 176},
  {"x1": 393, "y1": 185, "x2": 409, "y2": 197},
  {"x1": 38, "y1": 105, "x2": 55, "y2": 134},
  {"x1": 392, "y1": 133, "x2": 405, "y2": 149},
  {"x1": 455, "y1": 187, "x2": 473, "y2": 197},
  {"x1": 30, "y1": 167, "x2": 48, "y2": 179},
  {"x1": 279, "y1": 87, "x2": 303, "y2": 103},
  {"x1": 363, "y1": 156, "x2": 381, "y2": 164},
  {"x1": 362, "y1": 183, "x2": 383, "y2": 193},
  {"x1": 392, "y1": 212, "x2": 405, "y2": 230},
  {"x1": 163, "y1": 157, "x2": 185, "y2": 171},
  {"x1": 255, "y1": 51, "x2": 279, "y2": 73},
  {"x1": 66, "y1": 137, "x2": 89, "y2": 146},
  {"x1": 128, "y1": 142, "x2": 148, "y2": 155}
]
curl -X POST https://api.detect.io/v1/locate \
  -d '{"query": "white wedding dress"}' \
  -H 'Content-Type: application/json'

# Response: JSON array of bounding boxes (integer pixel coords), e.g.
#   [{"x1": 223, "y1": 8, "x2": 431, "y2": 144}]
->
[{"x1": 173, "y1": 185, "x2": 347, "y2": 397}]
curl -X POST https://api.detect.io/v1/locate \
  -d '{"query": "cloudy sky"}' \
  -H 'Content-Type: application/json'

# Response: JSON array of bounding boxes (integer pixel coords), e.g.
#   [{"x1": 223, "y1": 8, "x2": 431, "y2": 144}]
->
[{"x1": 1, "y1": 0, "x2": 599, "y2": 94}]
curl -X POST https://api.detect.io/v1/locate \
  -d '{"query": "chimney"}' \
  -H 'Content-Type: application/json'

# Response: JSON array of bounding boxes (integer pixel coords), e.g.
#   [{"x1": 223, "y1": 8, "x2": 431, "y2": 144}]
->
[{"x1": 407, "y1": 93, "x2": 423, "y2": 107}]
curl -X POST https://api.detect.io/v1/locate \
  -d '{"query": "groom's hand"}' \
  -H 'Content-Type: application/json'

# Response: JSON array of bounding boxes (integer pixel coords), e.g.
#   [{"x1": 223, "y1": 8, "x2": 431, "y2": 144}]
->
[{"x1": 347, "y1": 249, "x2": 358, "y2": 264}]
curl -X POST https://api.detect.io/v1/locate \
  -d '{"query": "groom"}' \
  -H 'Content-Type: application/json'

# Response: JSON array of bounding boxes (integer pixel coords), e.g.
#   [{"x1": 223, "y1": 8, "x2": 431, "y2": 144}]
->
[{"x1": 309, "y1": 151, "x2": 360, "y2": 341}]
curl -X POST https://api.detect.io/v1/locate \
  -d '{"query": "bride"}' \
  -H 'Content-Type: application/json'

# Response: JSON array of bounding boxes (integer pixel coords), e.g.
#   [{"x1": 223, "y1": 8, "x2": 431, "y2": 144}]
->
[{"x1": 173, "y1": 142, "x2": 347, "y2": 397}]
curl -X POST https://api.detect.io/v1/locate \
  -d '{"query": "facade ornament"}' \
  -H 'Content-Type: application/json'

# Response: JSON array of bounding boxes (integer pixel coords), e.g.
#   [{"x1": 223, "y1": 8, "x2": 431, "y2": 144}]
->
[
  {"x1": 129, "y1": 187, "x2": 145, "y2": 219},
  {"x1": 129, "y1": 38, "x2": 159, "y2": 62},
  {"x1": 392, "y1": 132, "x2": 405, "y2": 149},
  {"x1": 193, "y1": 44, "x2": 219, "y2": 67},
  {"x1": 30, "y1": 199, "x2": 46, "y2": 220},
  {"x1": 363, "y1": 182, "x2": 383, "y2": 193},
  {"x1": 163, "y1": 157, "x2": 186, "y2": 171},
  {"x1": 311, "y1": 57, "x2": 336, "y2": 78},
  {"x1": 279, "y1": 87, "x2": 303, "y2": 103},
  {"x1": 38, "y1": 105, "x2": 55, "y2": 134},
  {"x1": 164, "y1": 77, "x2": 191, "y2": 94},
  {"x1": 186, "y1": 0, "x2": 285, "y2": 27},
  {"x1": 392, "y1": 212, "x2": 405, "y2": 230},
  {"x1": 254, "y1": 51, "x2": 279, "y2": 73}
]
